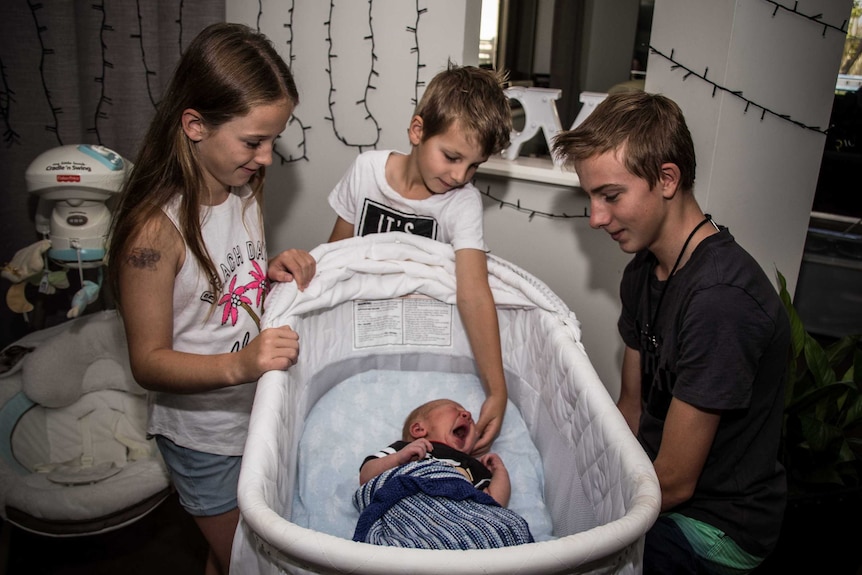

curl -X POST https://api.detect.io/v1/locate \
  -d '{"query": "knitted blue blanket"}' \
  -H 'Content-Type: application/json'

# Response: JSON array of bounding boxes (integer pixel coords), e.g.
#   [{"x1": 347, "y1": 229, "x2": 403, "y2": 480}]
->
[{"x1": 353, "y1": 459, "x2": 535, "y2": 549}]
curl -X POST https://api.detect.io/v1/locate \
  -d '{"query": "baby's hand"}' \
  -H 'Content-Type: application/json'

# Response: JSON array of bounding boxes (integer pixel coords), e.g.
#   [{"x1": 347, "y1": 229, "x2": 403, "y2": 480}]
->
[
  {"x1": 398, "y1": 438, "x2": 433, "y2": 465},
  {"x1": 479, "y1": 453, "x2": 505, "y2": 474},
  {"x1": 480, "y1": 452, "x2": 511, "y2": 506}
]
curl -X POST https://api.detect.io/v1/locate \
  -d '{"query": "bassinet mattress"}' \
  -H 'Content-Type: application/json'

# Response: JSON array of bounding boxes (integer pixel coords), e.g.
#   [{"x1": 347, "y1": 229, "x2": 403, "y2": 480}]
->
[
  {"x1": 291, "y1": 369, "x2": 554, "y2": 542},
  {"x1": 231, "y1": 233, "x2": 660, "y2": 575}
]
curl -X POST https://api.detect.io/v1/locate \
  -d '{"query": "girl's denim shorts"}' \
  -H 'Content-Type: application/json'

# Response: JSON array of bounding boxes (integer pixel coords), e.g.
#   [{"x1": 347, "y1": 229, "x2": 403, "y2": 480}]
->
[{"x1": 155, "y1": 435, "x2": 241, "y2": 517}]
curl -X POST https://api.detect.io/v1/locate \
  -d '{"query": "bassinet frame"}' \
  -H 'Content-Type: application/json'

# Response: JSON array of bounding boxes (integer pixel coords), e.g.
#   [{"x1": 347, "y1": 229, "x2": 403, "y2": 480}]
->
[{"x1": 232, "y1": 233, "x2": 660, "y2": 575}]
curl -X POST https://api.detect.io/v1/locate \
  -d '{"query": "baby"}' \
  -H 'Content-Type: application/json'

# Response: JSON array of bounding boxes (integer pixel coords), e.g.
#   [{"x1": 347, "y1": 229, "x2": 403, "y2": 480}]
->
[
  {"x1": 359, "y1": 398, "x2": 511, "y2": 504},
  {"x1": 353, "y1": 398, "x2": 533, "y2": 549}
]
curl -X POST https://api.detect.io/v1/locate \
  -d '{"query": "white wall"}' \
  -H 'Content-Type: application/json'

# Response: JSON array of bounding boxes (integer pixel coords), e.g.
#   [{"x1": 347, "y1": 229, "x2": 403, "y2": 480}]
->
[
  {"x1": 225, "y1": 0, "x2": 848, "y2": 399},
  {"x1": 645, "y1": 0, "x2": 850, "y2": 304},
  {"x1": 225, "y1": 0, "x2": 480, "y2": 255}
]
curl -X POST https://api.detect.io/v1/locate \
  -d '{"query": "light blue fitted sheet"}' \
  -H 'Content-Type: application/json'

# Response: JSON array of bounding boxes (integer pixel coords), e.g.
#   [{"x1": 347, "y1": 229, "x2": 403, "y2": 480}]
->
[{"x1": 291, "y1": 369, "x2": 555, "y2": 542}]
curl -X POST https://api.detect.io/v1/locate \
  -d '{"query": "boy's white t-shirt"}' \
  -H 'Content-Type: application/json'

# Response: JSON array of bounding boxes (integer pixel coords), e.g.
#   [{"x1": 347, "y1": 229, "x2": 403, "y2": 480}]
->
[
  {"x1": 328, "y1": 150, "x2": 488, "y2": 252},
  {"x1": 148, "y1": 186, "x2": 267, "y2": 456}
]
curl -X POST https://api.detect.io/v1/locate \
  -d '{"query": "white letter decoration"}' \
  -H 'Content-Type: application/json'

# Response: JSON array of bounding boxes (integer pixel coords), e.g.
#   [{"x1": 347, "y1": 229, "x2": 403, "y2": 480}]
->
[
  {"x1": 503, "y1": 87, "x2": 564, "y2": 164},
  {"x1": 503, "y1": 87, "x2": 608, "y2": 166}
]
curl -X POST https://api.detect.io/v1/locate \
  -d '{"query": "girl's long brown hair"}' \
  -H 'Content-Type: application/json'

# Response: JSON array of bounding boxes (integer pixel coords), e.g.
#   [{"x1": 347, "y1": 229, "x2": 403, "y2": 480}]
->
[{"x1": 108, "y1": 22, "x2": 298, "y2": 307}]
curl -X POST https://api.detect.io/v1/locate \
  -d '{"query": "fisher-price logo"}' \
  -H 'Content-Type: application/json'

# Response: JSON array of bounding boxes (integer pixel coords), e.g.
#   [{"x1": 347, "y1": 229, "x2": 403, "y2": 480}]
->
[{"x1": 56, "y1": 175, "x2": 81, "y2": 183}]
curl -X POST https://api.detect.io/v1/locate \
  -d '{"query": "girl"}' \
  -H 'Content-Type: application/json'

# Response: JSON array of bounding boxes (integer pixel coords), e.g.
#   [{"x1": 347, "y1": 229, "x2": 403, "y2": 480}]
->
[{"x1": 107, "y1": 23, "x2": 314, "y2": 575}]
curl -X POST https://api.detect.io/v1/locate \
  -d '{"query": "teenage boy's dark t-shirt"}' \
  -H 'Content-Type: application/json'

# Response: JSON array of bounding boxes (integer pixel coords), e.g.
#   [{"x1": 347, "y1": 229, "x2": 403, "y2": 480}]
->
[{"x1": 618, "y1": 228, "x2": 790, "y2": 558}]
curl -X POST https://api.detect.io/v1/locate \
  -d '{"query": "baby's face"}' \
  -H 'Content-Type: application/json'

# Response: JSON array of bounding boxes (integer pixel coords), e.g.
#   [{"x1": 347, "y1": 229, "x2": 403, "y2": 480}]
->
[{"x1": 421, "y1": 401, "x2": 479, "y2": 453}]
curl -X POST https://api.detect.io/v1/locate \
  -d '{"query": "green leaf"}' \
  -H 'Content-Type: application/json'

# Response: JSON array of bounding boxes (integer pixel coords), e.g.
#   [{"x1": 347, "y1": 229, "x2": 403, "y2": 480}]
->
[
  {"x1": 853, "y1": 347, "x2": 862, "y2": 384},
  {"x1": 785, "y1": 379, "x2": 853, "y2": 415},
  {"x1": 777, "y1": 269, "x2": 805, "y2": 359},
  {"x1": 842, "y1": 393, "x2": 862, "y2": 429},
  {"x1": 799, "y1": 414, "x2": 842, "y2": 452},
  {"x1": 825, "y1": 335, "x2": 860, "y2": 369},
  {"x1": 803, "y1": 333, "x2": 836, "y2": 388}
]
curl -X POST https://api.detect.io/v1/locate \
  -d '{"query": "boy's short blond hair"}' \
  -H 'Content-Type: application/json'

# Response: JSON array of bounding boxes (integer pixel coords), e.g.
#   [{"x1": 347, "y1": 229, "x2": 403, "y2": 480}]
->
[{"x1": 415, "y1": 64, "x2": 512, "y2": 157}]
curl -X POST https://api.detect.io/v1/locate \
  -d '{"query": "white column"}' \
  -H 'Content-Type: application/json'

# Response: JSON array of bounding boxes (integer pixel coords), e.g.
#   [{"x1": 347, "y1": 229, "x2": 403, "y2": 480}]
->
[{"x1": 645, "y1": 0, "x2": 851, "y2": 293}]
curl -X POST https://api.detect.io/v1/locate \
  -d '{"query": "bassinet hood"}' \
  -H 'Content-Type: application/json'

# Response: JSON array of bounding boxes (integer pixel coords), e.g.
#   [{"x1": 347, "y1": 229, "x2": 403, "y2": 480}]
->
[{"x1": 262, "y1": 232, "x2": 581, "y2": 339}]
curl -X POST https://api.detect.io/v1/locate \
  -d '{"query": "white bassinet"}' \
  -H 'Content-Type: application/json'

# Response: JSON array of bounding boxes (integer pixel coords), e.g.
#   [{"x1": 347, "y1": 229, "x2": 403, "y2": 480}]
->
[
  {"x1": 231, "y1": 233, "x2": 660, "y2": 575},
  {"x1": 0, "y1": 311, "x2": 171, "y2": 536}
]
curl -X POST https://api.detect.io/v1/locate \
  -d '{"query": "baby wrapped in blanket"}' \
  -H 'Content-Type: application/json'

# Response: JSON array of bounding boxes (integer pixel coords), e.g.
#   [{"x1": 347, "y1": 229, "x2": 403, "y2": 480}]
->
[{"x1": 353, "y1": 398, "x2": 534, "y2": 549}]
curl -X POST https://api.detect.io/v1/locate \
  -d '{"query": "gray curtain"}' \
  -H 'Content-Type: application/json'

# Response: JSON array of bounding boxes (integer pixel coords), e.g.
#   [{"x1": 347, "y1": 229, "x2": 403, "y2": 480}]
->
[{"x1": 0, "y1": 1, "x2": 224, "y2": 348}]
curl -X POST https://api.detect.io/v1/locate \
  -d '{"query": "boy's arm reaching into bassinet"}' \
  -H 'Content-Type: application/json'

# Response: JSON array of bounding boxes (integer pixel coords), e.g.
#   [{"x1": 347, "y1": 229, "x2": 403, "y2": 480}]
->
[
  {"x1": 359, "y1": 439, "x2": 433, "y2": 485},
  {"x1": 454, "y1": 248, "x2": 507, "y2": 455}
]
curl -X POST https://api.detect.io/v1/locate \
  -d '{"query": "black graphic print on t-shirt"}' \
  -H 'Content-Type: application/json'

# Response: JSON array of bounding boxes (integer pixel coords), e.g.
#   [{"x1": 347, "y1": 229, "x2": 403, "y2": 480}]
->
[{"x1": 357, "y1": 199, "x2": 438, "y2": 239}]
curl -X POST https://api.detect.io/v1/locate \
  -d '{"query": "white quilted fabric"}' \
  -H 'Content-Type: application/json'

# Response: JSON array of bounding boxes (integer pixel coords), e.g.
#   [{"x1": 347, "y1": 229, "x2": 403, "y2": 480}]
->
[{"x1": 232, "y1": 233, "x2": 659, "y2": 575}]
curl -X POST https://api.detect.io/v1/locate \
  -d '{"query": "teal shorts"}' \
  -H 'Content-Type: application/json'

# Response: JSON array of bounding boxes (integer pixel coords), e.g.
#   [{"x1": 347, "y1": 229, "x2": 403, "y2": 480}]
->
[
  {"x1": 155, "y1": 435, "x2": 241, "y2": 517},
  {"x1": 666, "y1": 512, "x2": 764, "y2": 574}
]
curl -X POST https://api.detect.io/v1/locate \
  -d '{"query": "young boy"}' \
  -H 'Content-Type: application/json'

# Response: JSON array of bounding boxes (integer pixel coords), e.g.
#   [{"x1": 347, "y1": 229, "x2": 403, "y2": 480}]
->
[
  {"x1": 552, "y1": 92, "x2": 790, "y2": 574},
  {"x1": 327, "y1": 64, "x2": 513, "y2": 454},
  {"x1": 353, "y1": 398, "x2": 533, "y2": 549}
]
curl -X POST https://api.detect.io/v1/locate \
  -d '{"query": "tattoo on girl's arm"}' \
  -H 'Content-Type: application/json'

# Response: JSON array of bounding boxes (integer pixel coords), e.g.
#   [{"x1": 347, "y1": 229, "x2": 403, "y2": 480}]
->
[{"x1": 128, "y1": 248, "x2": 161, "y2": 270}]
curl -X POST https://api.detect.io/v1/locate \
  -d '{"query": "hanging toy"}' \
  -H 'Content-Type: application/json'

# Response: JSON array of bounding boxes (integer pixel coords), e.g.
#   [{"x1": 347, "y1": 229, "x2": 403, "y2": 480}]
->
[
  {"x1": 1, "y1": 240, "x2": 69, "y2": 315},
  {"x1": 67, "y1": 268, "x2": 103, "y2": 319},
  {"x1": 67, "y1": 280, "x2": 102, "y2": 319}
]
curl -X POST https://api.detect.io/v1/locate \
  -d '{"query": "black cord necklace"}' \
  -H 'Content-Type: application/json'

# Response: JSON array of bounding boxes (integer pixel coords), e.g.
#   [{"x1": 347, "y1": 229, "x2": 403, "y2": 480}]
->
[{"x1": 644, "y1": 214, "x2": 715, "y2": 351}]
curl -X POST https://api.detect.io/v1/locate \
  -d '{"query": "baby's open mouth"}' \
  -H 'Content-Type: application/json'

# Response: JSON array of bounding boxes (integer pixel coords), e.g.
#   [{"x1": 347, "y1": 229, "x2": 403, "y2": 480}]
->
[{"x1": 453, "y1": 423, "x2": 468, "y2": 439}]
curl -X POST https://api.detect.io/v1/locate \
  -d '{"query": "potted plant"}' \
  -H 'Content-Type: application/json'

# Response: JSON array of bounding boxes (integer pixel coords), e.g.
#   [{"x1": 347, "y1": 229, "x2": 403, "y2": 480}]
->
[
  {"x1": 777, "y1": 269, "x2": 862, "y2": 491},
  {"x1": 758, "y1": 271, "x2": 862, "y2": 574}
]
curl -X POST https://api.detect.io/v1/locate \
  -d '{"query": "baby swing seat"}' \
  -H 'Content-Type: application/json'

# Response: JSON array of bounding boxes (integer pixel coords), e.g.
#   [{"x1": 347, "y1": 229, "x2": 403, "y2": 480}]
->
[{"x1": 0, "y1": 311, "x2": 171, "y2": 536}]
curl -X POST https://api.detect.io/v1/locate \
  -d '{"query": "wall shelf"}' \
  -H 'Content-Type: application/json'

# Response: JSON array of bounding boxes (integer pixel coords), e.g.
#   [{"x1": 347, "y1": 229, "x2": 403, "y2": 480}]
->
[{"x1": 477, "y1": 156, "x2": 581, "y2": 188}]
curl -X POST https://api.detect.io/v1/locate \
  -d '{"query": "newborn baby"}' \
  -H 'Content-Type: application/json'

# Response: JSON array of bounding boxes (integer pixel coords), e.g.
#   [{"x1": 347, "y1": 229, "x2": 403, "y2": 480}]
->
[{"x1": 353, "y1": 398, "x2": 534, "y2": 549}]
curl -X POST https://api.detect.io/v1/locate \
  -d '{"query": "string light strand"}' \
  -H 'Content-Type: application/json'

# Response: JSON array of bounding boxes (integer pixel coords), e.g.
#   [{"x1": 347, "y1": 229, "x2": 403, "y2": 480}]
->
[
  {"x1": 481, "y1": 185, "x2": 590, "y2": 221},
  {"x1": 274, "y1": 1, "x2": 310, "y2": 164},
  {"x1": 131, "y1": 0, "x2": 158, "y2": 108},
  {"x1": 87, "y1": 1, "x2": 113, "y2": 144},
  {"x1": 28, "y1": 0, "x2": 62, "y2": 145},
  {"x1": 760, "y1": 0, "x2": 850, "y2": 37},
  {"x1": 649, "y1": 46, "x2": 827, "y2": 135},
  {"x1": 1, "y1": 58, "x2": 20, "y2": 147},
  {"x1": 408, "y1": 1, "x2": 427, "y2": 106},
  {"x1": 324, "y1": 0, "x2": 381, "y2": 151}
]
